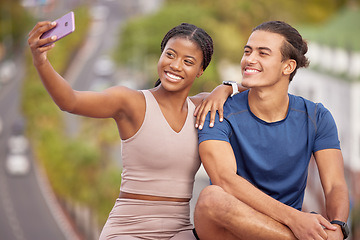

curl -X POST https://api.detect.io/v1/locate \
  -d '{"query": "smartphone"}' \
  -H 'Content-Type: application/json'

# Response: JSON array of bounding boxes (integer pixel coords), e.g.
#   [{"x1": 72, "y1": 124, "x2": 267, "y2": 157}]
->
[{"x1": 40, "y1": 11, "x2": 75, "y2": 47}]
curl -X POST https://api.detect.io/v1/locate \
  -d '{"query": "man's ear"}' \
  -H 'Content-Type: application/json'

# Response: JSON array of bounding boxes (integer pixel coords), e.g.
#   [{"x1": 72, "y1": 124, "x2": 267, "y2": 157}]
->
[
  {"x1": 283, "y1": 59, "x2": 296, "y2": 76},
  {"x1": 197, "y1": 68, "x2": 204, "y2": 78}
]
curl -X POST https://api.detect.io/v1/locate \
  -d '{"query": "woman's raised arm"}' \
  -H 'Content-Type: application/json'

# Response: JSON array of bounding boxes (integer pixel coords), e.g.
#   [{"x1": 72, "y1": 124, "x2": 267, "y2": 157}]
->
[{"x1": 28, "y1": 21, "x2": 140, "y2": 119}]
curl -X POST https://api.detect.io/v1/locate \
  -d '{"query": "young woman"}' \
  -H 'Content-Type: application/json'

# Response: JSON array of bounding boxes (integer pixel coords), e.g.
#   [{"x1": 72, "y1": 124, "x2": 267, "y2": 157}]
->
[{"x1": 28, "y1": 22, "x2": 240, "y2": 239}]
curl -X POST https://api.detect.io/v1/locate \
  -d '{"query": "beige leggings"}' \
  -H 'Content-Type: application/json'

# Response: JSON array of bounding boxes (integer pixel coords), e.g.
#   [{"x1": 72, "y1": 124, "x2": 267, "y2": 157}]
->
[{"x1": 99, "y1": 198, "x2": 196, "y2": 240}]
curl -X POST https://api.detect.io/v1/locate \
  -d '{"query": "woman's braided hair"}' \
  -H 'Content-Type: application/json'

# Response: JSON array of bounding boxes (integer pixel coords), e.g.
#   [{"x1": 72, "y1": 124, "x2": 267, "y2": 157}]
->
[
  {"x1": 155, "y1": 23, "x2": 214, "y2": 87},
  {"x1": 253, "y1": 21, "x2": 309, "y2": 81}
]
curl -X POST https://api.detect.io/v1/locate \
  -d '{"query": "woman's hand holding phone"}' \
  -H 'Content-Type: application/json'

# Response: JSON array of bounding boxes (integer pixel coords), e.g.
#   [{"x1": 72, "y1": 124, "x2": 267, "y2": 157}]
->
[
  {"x1": 28, "y1": 21, "x2": 58, "y2": 66},
  {"x1": 28, "y1": 11, "x2": 75, "y2": 66}
]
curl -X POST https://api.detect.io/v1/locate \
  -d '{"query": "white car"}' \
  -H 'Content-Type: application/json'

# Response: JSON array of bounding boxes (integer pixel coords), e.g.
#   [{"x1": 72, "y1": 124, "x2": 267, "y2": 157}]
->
[
  {"x1": 5, "y1": 135, "x2": 30, "y2": 176},
  {"x1": 5, "y1": 154, "x2": 30, "y2": 175},
  {"x1": 8, "y1": 135, "x2": 29, "y2": 154},
  {"x1": 0, "y1": 60, "x2": 16, "y2": 84},
  {"x1": 94, "y1": 56, "x2": 115, "y2": 77}
]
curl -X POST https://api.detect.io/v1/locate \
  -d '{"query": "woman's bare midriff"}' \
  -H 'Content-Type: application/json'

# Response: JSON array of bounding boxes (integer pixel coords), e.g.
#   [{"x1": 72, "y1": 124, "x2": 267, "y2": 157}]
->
[{"x1": 119, "y1": 191, "x2": 190, "y2": 202}]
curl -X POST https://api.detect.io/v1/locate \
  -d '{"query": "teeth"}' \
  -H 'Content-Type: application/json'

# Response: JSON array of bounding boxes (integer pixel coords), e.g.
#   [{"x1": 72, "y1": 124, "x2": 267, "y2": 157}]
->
[
  {"x1": 246, "y1": 69, "x2": 259, "y2": 73},
  {"x1": 166, "y1": 72, "x2": 182, "y2": 80}
]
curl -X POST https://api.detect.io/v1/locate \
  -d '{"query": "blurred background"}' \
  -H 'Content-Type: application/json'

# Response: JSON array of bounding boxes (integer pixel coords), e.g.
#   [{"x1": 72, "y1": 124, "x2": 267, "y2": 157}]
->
[{"x1": 0, "y1": 0, "x2": 359, "y2": 239}]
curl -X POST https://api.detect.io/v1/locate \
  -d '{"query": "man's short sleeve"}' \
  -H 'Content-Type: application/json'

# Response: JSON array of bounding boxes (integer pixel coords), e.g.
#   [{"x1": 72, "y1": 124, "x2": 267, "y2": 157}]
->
[
  {"x1": 198, "y1": 112, "x2": 232, "y2": 144},
  {"x1": 313, "y1": 103, "x2": 341, "y2": 152}
]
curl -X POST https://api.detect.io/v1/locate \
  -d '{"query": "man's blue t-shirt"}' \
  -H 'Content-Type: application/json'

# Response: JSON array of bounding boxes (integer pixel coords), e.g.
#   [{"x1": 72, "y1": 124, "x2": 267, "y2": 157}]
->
[{"x1": 198, "y1": 90, "x2": 340, "y2": 210}]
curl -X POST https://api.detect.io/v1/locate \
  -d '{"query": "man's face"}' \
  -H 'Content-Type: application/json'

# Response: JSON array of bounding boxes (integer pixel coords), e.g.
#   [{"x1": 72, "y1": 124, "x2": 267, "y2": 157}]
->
[{"x1": 240, "y1": 30, "x2": 289, "y2": 89}]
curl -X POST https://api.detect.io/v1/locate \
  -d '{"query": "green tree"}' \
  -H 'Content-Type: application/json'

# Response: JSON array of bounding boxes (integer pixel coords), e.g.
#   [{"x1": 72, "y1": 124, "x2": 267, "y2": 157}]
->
[
  {"x1": 114, "y1": 0, "x2": 349, "y2": 93},
  {"x1": 0, "y1": 0, "x2": 33, "y2": 57}
]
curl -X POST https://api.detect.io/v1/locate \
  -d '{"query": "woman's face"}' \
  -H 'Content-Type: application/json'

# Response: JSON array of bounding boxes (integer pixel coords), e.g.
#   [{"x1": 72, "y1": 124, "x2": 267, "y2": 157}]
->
[{"x1": 157, "y1": 37, "x2": 204, "y2": 92}]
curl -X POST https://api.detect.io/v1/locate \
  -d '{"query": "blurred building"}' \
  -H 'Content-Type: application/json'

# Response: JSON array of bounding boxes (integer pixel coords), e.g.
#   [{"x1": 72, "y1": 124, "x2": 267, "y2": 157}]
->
[{"x1": 290, "y1": 42, "x2": 360, "y2": 239}]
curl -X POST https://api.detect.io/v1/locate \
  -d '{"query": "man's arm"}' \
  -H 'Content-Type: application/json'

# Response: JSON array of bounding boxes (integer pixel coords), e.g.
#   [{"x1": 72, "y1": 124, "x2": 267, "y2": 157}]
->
[
  {"x1": 199, "y1": 139, "x2": 337, "y2": 239},
  {"x1": 315, "y1": 149, "x2": 350, "y2": 239}
]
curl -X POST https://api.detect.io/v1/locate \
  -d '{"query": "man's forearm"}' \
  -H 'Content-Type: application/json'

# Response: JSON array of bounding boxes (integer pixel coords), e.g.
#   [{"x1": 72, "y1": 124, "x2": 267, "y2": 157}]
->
[
  {"x1": 325, "y1": 184, "x2": 349, "y2": 222},
  {"x1": 216, "y1": 170, "x2": 300, "y2": 227}
]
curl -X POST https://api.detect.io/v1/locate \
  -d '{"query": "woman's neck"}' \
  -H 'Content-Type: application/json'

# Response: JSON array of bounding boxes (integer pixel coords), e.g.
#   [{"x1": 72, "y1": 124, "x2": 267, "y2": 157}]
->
[{"x1": 150, "y1": 85, "x2": 189, "y2": 111}]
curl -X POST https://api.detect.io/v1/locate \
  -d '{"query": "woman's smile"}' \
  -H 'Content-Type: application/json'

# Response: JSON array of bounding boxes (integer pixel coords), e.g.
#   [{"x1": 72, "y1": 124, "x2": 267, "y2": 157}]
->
[{"x1": 165, "y1": 71, "x2": 183, "y2": 82}]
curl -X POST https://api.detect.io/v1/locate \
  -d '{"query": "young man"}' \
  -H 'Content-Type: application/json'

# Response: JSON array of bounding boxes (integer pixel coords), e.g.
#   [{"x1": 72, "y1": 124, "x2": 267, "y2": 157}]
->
[{"x1": 195, "y1": 21, "x2": 350, "y2": 240}]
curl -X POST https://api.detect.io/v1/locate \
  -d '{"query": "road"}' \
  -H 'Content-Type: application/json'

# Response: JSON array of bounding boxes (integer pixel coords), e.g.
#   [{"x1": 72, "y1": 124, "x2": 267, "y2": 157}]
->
[
  {"x1": 0, "y1": 0, "x2": 134, "y2": 239},
  {"x1": 0, "y1": 57, "x2": 71, "y2": 239}
]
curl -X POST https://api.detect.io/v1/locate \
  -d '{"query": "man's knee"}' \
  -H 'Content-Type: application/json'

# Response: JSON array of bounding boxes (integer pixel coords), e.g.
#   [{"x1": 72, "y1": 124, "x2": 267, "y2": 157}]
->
[
  {"x1": 195, "y1": 185, "x2": 226, "y2": 217},
  {"x1": 195, "y1": 185, "x2": 248, "y2": 239},
  {"x1": 194, "y1": 185, "x2": 227, "y2": 239},
  {"x1": 196, "y1": 185, "x2": 254, "y2": 220}
]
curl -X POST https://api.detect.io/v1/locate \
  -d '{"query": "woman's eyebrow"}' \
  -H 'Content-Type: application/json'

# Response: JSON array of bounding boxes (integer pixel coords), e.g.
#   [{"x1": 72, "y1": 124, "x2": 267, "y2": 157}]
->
[
  {"x1": 185, "y1": 55, "x2": 197, "y2": 61},
  {"x1": 167, "y1": 47, "x2": 197, "y2": 61}
]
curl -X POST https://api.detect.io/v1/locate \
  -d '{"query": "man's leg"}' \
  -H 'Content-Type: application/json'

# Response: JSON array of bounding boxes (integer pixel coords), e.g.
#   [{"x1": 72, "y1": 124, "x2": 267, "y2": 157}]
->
[{"x1": 194, "y1": 185, "x2": 297, "y2": 240}]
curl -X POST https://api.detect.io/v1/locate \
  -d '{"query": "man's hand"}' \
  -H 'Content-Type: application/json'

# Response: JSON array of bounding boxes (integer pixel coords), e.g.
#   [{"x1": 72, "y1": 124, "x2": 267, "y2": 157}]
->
[
  {"x1": 288, "y1": 212, "x2": 337, "y2": 240},
  {"x1": 325, "y1": 224, "x2": 344, "y2": 240}
]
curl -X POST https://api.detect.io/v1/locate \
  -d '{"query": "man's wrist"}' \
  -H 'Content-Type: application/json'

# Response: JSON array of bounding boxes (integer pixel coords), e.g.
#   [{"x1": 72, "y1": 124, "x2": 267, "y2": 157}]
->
[{"x1": 330, "y1": 220, "x2": 349, "y2": 239}]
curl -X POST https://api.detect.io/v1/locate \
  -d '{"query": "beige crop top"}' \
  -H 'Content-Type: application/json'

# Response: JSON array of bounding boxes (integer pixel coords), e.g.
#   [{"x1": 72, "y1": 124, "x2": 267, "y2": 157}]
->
[{"x1": 120, "y1": 90, "x2": 201, "y2": 199}]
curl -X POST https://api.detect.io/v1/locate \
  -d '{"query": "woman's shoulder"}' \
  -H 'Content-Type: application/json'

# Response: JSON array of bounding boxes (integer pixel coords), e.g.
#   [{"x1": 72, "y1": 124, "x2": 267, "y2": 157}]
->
[
  {"x1": 101, "y1": 86, "x2": 146, "y2": 117},
  {"x1": 105, "y1": 85, "x2": 144, "y2": 101}
]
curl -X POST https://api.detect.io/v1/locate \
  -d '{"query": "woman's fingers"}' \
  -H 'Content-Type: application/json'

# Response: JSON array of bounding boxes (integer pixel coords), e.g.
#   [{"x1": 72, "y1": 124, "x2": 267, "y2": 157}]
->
[{"x1": 28, "y1": 21, "x2": 57, "y2": 65}]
